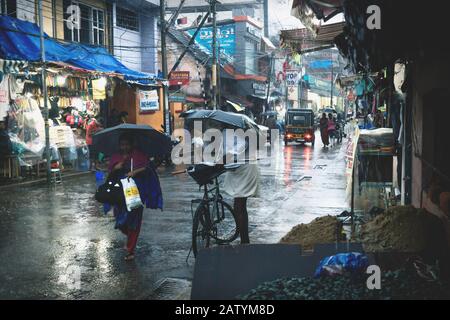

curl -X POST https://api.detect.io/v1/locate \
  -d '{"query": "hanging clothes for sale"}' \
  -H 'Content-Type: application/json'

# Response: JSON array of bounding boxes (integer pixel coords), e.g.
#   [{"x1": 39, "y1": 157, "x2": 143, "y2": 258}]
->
[
  {"x1": 92, "y1": 78, "x2": 106, "y2": 100},
  {"x1": 9, "y1": 75, "x2": 25, "y2": 100},
  {"x1": 0, "y1": 74, "x2": 10, "y2": 120}
]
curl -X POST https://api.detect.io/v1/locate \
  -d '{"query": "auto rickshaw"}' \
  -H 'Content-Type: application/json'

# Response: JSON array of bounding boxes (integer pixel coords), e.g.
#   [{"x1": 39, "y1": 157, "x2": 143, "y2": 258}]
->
[{"x1": 284, "y1": 109, "x2": 316, "y2": 146}]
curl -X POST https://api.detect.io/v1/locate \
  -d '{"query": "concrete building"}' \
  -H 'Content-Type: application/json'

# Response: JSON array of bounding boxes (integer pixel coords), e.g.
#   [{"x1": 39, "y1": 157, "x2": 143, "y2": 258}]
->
[{"x1": 110, "y1": 0, "x2": 159, "y2": 73}]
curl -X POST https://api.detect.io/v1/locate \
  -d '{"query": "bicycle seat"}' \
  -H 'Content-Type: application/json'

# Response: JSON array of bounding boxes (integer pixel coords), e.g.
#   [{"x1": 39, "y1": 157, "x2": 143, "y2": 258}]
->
[{"x1": 187, "y1": 163, "x2": 226, "y2": 186}]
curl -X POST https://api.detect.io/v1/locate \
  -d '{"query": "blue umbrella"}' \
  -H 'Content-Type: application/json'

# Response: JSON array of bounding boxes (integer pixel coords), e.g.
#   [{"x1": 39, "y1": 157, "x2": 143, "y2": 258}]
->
[{"x1": 92, "y1": 124, "x2": 172, "y2": 157}]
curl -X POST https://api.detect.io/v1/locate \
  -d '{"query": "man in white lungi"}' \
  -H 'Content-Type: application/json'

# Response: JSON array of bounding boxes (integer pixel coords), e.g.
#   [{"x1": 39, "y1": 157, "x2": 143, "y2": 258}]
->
[{"x1": 222, "y1": 129, "x2": 261, "y2": 244}]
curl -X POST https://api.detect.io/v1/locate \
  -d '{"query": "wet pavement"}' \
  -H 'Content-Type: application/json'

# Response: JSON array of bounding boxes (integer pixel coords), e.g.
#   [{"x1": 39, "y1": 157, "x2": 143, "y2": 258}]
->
[{"x1": 0, "y1": 133, "x2": 348, "y2": 299}]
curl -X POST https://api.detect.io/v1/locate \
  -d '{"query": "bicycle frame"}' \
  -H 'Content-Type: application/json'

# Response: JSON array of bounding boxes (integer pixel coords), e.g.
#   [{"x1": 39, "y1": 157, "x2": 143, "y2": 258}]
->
[{"x1": 200, "y1": 178, "x2": 225, "y2": 227}]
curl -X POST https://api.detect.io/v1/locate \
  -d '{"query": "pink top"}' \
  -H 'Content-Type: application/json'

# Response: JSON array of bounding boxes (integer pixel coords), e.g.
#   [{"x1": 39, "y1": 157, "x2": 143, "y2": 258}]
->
[
  {"x1": 108, "y1": 149, "x2": 148, "y2": 173},
  {"x1": 327, "y1": 120, "x2": 336, "y2": 131}
]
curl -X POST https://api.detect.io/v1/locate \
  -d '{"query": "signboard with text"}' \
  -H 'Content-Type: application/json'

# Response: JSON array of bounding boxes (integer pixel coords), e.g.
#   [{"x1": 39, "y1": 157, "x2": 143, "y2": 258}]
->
[
  {"x1": 169, "y1": 71, "x2": 190, "y2": 86},
  {"x1": 252, "y1": 82, "x2": 267, "y2": 97},
  {"x1": 169, "y1": 93, "x2": 186, "y2": 103},
  {"x1": 185, "y1": 23, "x2": 235, "y2": 63},
  {"x1": 285, "y1": 70, "x2": 300, "y2": 87},
  {"x1": 139, "y1": 89, "x2": 159, "y2": 112}
]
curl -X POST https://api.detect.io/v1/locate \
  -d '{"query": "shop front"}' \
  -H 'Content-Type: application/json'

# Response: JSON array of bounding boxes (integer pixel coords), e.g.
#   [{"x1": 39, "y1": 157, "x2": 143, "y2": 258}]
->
[
  {"x1": 235, "y1": 79, "x2": 268, "y2": 119},
  {"x1": 0, "y1": 16, "x2": 159, "y2": 184}
]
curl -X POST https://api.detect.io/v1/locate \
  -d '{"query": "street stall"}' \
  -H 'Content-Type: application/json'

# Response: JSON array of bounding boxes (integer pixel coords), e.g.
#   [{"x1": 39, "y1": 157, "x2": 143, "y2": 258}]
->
[
  {"x1": 352, "y1": 128, "x2": 396, "y2": 213},
  {"x1": 0, "y1": 16, "x2": 159, "y2": 184},
  {"x1": 1, "y1": 63, "x2": 110, "y2": 177}
]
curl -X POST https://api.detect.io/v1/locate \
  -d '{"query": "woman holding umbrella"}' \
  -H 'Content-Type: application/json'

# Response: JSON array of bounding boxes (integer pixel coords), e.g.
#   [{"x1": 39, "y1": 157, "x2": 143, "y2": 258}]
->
[{"x1": 107, "y1": 133, "x2": 163, "y2": 261}]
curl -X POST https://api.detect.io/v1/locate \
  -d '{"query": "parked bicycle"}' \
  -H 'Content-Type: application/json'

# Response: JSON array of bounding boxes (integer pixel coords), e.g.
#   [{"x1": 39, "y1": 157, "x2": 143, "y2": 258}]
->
[{"x1": 174, "y1": 163, "x2": 240, "y2": 257}]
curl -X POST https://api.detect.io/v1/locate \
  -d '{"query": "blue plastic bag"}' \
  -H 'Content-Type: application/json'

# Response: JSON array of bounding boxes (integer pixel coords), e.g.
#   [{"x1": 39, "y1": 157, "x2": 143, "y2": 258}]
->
[
  {"x1": 95, "y1": 170, "x2": 106, "y2": 188},
  {"x1": 314, "y1": 252, "x2": 369, "y2": 278}
]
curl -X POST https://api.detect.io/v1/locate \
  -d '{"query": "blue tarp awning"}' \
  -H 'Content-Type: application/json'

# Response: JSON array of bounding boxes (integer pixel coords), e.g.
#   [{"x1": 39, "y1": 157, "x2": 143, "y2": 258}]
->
[{"x1": 0, "y1": 16, "x2": 156, "y2": 84}]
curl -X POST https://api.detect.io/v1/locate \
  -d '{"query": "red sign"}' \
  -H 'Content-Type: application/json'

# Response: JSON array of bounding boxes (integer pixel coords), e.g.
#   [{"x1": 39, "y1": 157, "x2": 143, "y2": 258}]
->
[{"x1": 169, "y1": 71, "x2": 190, "y2": 86}]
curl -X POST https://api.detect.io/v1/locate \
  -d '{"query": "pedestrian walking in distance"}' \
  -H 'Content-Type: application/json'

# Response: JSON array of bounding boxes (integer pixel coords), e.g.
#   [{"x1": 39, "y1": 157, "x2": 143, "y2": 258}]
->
[
  {"x1": 327, "y1": 113, "x2": 337, "y2": 147},
  {"x1": 319, "y1": 113, "x2": 329, "y2": 147}
]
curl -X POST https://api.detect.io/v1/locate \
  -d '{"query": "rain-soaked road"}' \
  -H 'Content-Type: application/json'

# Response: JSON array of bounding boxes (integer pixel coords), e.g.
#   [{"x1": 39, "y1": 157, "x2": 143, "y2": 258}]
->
[{"x1": 0, "y1": 133, "x2": 348, "y2": 299}]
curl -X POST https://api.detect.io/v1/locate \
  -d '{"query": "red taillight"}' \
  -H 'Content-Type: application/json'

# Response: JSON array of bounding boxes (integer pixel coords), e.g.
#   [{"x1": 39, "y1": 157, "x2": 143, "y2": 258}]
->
[{"x1": 305, "y1": 134, "x2": 311, "y2": 139}]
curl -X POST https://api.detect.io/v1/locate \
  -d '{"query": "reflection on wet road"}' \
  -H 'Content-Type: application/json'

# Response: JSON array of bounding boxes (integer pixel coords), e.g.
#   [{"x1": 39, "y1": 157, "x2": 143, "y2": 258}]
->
[{"x1": 0, "y1": 134, "x2": 347, "y2": 299}]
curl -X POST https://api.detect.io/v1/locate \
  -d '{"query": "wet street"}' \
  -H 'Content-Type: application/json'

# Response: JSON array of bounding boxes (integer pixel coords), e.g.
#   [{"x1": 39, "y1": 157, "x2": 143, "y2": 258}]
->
[{"x1": 0, "y1": 134, "x2": 348, "y2": 299}]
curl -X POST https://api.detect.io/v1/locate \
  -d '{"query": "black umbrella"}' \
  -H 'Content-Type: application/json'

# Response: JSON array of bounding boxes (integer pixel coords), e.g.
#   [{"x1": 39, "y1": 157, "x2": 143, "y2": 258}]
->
[
  {"x1": 92, "y1": 123, "x2": 172, "y2": 157},
  {"x1": 180, "y1": 109, "x2": 259, "y2": 131}
]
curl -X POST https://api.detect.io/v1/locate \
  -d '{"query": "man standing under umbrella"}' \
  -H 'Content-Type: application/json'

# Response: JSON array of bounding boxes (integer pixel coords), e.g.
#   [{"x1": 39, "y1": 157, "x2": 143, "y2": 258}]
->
[{"x1": 222, "y1": 127, "x2": 261, "y2": 244}]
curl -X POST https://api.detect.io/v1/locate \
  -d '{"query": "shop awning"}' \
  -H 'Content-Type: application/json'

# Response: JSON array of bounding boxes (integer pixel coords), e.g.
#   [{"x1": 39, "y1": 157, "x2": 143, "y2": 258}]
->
[
  {"x1": 0, "y1": 16, "x2": 156, "y2": 84},
  {"x1": 186, "y1": 96, "x2": 206, "y2": 103},
  {"x1": 291, "y1": 0, "x2": 343, "y2": 31},
  {"x1": 0, "y1": 58, "x2": 28, "y2": 74},
  {"x1": 280, "y1": 22, "x2": 344, "y2": 53},
  {"x1": 261, "y1": 36, "x2": 276, "y2": 50},
  {"x1": 223, "y1": 94, "x2": 253, "y2": 108}
]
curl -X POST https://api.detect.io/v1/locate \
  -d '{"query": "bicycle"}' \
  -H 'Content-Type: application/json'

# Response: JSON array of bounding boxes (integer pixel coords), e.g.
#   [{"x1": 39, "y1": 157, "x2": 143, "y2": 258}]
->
[{"x1": 174, "y1": 164, "x2": 240, "y2": 258}]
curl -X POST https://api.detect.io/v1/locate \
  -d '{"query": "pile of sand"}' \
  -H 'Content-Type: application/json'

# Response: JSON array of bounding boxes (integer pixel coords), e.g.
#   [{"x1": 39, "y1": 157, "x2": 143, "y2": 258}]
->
[
  {"x1": 360, "y1": 205, "x2": 444, "y2": 253},
  {"x1": 280, "y1": 215, "x2": 341, "y2": 250}
]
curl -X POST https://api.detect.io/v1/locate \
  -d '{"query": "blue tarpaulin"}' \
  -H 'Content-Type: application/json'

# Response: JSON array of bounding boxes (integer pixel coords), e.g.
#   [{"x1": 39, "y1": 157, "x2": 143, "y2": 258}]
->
[{"x1": 0, "y1": 16, "x2": 156, "y2": 84}]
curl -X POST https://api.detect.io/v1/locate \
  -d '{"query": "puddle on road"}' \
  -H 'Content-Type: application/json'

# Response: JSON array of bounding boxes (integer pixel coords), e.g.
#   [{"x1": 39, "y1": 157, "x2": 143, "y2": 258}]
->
[{"x1": 144, "y1": 278, "x2": 192, "y2": 300}]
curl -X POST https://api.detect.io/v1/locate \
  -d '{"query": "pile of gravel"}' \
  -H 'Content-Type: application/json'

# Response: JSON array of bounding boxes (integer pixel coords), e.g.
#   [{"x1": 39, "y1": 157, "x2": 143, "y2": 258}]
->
[{"x1": 239, "y1": 268, "x2": 450, "y2": 300}]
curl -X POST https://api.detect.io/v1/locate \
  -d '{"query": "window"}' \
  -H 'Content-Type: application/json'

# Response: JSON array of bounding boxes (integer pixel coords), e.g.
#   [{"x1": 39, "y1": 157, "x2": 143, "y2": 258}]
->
[
  {"x1": 116, "y1": 7, "x2": 139, "y2": 32},
  {"x1": 63, "y1": 0, "x2": 105, "y2": 45},
  {"x1": 245, "y1": 39, "x2": 257, "y2": 75},
  {"x1": 0, "y1": 0, "x2": 16, "y2": 17},
  {"x1": 92, "y1": 8, "x2": 104, "y2": 45}
]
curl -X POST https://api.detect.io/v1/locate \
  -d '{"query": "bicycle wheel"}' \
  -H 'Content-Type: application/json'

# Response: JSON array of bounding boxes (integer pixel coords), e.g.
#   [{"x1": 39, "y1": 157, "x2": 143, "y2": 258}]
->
[
  {"x1": 192, "y1": 202, "x2": 211, "y2": 258},
  {"x1": 209, "y1": 199, "x2": 239, "y2": 244}
]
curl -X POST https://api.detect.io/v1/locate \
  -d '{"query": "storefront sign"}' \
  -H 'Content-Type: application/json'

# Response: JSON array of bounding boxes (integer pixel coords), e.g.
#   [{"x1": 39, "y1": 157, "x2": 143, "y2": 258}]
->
[
  {"x1": 285, "y1": 70, "x2": 299, "y2": 87},
  {"x1": 169, "y1": 93, "x2": 186, "y2": 102},
  {"x1": 252, "y1": 83, "x2": 267, "y2": 96},
  {"x1": 169, "y1": 71, "x2": 190, "y2": 86},
  {"x1": 139, "y1": 89, "x2": 159, "y2": 112}
]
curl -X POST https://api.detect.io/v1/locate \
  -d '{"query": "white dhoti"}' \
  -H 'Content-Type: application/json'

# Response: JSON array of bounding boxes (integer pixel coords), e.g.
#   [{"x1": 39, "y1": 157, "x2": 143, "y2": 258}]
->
[{"x1": 222, "y1": 163, "x2": 260, "y2": 198}]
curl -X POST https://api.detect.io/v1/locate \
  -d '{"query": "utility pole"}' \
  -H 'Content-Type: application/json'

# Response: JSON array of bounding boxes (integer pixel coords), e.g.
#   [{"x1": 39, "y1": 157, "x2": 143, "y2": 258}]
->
[
  {"x1": 264, "y1": 0, "x2": 269, "y2": 38},
  {"x1": 265, "y1": 52, "x2": 274, "y2": 112},
  {"x1": 210, "y1": 0, "x2": 217, "y2": 110},
  {"x1": 298, "y1": 54, "x2": 303, "y2": 109},
  {"x1": 169, "y1": 11, "x2": 211, "y2": 76},
  {"x1": 38, "y1": 0, "x2": 51, "y2": 184},
  {"x1": 217, "y1": 43, "x2": 222, "y2": 110},
  {"x1": 160, "y1": 0, "x2": 171, "y2": 134},
  {"x1": 330, "y1": 57, "x2": 334, "y2": 108}
]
